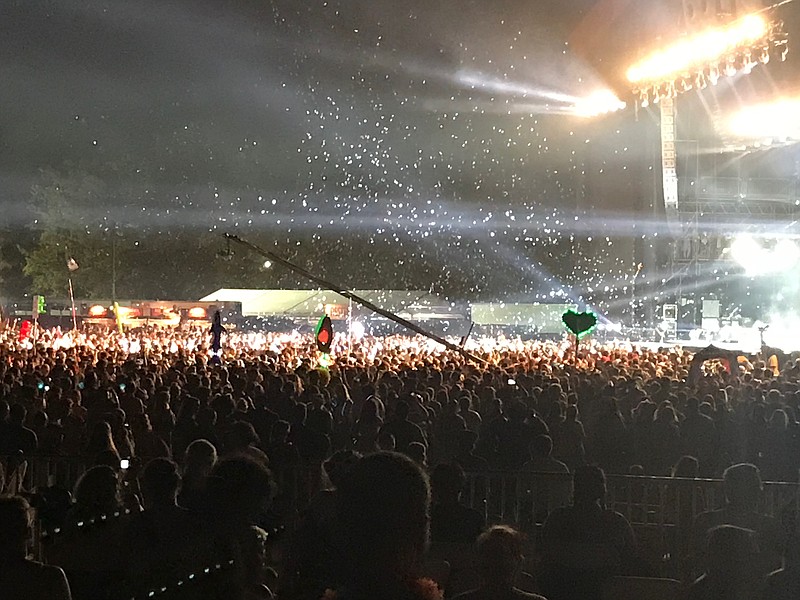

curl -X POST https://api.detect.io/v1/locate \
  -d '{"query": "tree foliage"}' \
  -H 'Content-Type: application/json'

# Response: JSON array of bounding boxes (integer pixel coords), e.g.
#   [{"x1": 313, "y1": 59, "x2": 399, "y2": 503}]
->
[{"x1": 24, "y1": 168, "x2": 125, "y2": 299}]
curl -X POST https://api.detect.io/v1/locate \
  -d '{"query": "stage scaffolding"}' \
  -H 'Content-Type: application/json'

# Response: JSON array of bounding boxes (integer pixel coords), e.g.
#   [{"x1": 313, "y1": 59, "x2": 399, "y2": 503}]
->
[{"x1": 663, "y1": 151, "x2": 800, "y2": 330}]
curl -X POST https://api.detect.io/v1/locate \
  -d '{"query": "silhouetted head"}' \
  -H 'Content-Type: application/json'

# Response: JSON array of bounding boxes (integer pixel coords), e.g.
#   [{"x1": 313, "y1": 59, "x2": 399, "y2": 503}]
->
[
  {"x1": 723, "y1": 463, "x2": 762, "y2": 510},
  {"x1": 337, "y1": 452, "x2": 430, "y2": 583},
  {"x1": 183, "y1": 439, "x2": 218, "y2": 479},
  {"x1": 74, "y1": 465, "x2": 121, "y2": 517},
  {"x1": 226, "y1": 420, "x2": 260, "y2": 450},
  {"x1": 0, "y1": 496, "x2": 32, "y2": 559},
  {"x1": 207, "y1": 457, "x2": 273, "y2": 524},
  {"x1": 573, "y1": 466, "x2": 606, "y2": 507},
  {"x1": 406, "y1": 441, "x2": 427, "y2": 467},
  {"x1": 476, "y1": 525, "x2": 526, "y2": 588},
  {"x1": 142, "y1": 458, "x2": 181, "y2": 508},
  {"x1": 672, "y1": 455, "x2": 700, "y2": 478},
  {"x1": 323, "y1": 450, "x2": 361, "y2": 489},
  {"x1": 8, "y1": 403, "x2": 26, "y2": 425}
]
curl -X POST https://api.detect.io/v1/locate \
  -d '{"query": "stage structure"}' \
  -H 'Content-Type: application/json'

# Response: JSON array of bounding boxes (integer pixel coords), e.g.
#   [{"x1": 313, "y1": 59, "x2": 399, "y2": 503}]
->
[{"x1": 625, "y1": 1, "x2": 794, "y2": 334}]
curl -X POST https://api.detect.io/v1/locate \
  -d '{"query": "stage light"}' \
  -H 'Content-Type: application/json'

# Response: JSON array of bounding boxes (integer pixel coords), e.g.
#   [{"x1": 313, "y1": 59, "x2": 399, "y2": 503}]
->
[
  {"x1": 730, "y1": 235, "x2": 765, "y2": 275},
  {"x1": 628, "y1": 14, "x2": 787, "y2": 106},
  {"x1": 88, "y1": 305, "x2": 108, "y2": 318},
  {"x1": 188, "y1": 307, "x2": 207, "y2": 319},
  {"x1": 572, "y1": 90, "x2": 627, "y2": 118},
  {"x1": 730, "y1": 236, "x2": 800, "y2": 276},
  {"x1": 695, "y1": 72, "x2": 707, "y2": 90},
  {"x1": 627, "y1": 14, "x2": 768, "y2": 85},
  {"x1": 728, "y1": 98, "x2": 800, "y2": 141}
]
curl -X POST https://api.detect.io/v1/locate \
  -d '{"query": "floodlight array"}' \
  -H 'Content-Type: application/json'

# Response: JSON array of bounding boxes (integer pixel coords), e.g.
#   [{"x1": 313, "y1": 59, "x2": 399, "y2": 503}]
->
[{"x1": 627, "y1": 14, "x2": 788, "y2": 107}]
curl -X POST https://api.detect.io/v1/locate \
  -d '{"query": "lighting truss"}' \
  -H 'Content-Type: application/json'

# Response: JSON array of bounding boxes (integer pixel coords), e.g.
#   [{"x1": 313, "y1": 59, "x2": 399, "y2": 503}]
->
[{"x1": 627, "y1": 14, "x2": 789, "y2": 107}]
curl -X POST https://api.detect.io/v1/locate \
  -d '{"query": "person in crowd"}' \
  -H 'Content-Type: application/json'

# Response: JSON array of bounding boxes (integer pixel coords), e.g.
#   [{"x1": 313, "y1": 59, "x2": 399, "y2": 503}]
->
[
  {"x1": 0, "y1": 495, "x2": 72, "y2": 600},
  {"x1": 380, "y1": 400, "x2": 427, "y2": 455},
  {"x1": 453, "y1": 429, "x2": 489, "y2": 472},
  {"x1": 334, "y1": 451, "x2": 442, "y2": 600},
  {"x1": 680, "y1": 397, "x2": 717, "y2": 477},
  {"x1": 223, "y1": 420, "x2": 269, "y2": 466},
  {"x1": 130, "y1": 413, "x2": 171, "y2": 461},
  {"x1": 551, "y1": 404, "x2": 585, "y2": 470},
  {"x1": 763, "y1": 512, "x2": 800, "y2": 600},
  {"x1": 125, "y1": 458, "x2": 197, "y2": 596},
  {"x1": 6, "y1": 403, "x2": 38, "y2": 455},
  {"x1": 522, "y1": 435, "x2": 570, "y2": 521},
  {"x1": 352, "y1": 397, "x2": 383, "y2": 453},
  {"x1": 690, "y1": 463, "x2": 781, "y2": 579},
  {"x1": 46, "y1": 466, "x2": 131, "y2": 600},
  {"x1": 407, "y1": 441, "x2": 428, "y2": 469},
  {"x1": 287, "y1": 450, "x2": 361, "y2": 597},
  {"x1": 453, "y1": 525, "x2": 546, "y2": 600},
  {"x1": 521, "y1": 435, "x2": 569, "y2": 475},
  {"x1": 539, "y1": 466, "x2": 639, "y2": 600},
  {"x1": 457, "y1": 396, "x2": 482, "y2": 434},
  {"x1": 178, "y1": 438, "x2": 218, "y2": 512},
  {"x1": 429, "y1": 462, "x2": 485, "y2": 545},
  {"x1": 688, "y1": 525, "x2": 763, "y2": 600},
  {"x1": 84, "y1": 421, "x2": 121, "y2": 464},
  {"x1": 196, "y1": 456, "x2": 276, "y2": 600}
]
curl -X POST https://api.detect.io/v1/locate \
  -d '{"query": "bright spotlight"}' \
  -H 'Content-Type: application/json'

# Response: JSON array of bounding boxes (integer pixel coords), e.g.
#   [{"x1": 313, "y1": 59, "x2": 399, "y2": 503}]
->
[
  {"x1": 728, "y1": 98, "x2": 800, "y2": 141},
  {"x1": 627, "y1": 14, "x2": 768, "y2": 84},
  {"x1": 730, "y1": 236, "x2": 800, "y2": 275},
  {"x1": 626, "y1": 14, "x2": 787, "y2": 106},
  {"x1": 730, "y1": 235, "x2": 766, "y2": 275},
  {"x1": 572, "y1": 90, "x2": 627, "y2": 118}
]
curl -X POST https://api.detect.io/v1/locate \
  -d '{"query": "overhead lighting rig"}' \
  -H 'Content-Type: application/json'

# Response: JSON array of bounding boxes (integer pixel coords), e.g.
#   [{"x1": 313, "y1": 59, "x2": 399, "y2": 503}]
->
[{"x1": 627, "y1": 14, "x2": 788, "y2": 107}]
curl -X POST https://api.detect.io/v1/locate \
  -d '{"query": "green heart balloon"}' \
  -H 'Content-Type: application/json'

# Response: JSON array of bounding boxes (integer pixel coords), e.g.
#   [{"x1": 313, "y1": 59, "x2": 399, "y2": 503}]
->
[{"x1": 562, "y1": 310, "x2": 598, "y2": 339}]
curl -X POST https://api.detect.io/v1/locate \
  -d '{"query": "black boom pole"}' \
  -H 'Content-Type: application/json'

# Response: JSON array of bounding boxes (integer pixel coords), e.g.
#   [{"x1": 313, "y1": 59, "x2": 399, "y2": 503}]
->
[{"x1": 224, "y1": 234, "x2": 485, "y2": 364}]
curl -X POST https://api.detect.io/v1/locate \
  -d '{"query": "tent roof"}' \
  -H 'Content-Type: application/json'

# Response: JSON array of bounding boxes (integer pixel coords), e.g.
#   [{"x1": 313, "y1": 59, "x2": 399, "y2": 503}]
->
[{"x1": 200, "y1": 288, "x2": 449, "y2": 317}]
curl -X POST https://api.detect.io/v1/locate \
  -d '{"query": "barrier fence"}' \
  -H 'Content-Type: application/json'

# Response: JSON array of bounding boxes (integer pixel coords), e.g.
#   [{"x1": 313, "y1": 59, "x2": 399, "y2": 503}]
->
[
  {"x1": 5, "y1": 455, "x2": 798, "y2": 524},
  {"x1": 462, "y1": 470, "x2": 800, "y2": 528},
  {"x1": 4, "y1": 455, "x2": 799, "y2": 561}
]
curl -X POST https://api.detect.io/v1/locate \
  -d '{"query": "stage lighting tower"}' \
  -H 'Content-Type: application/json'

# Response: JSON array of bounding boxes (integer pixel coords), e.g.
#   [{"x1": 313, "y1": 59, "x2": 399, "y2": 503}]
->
[
  {"x1": 623, "y1": 8, "x2": 789, "y2": 231},
  {"x1": 626, "y1": 13, "x2": 787, "y2": 106}
]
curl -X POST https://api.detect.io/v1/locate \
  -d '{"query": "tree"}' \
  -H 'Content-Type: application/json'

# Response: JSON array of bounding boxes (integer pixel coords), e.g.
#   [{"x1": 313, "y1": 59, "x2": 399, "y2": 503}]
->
[{"x1": 24, "y1": 168, "x2": 125, "y2": 299}]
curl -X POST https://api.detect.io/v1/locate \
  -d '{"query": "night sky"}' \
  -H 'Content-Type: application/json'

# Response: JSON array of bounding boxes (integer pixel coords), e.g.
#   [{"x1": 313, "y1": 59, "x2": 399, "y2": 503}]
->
[{"x1": 1, "y1": 0, "x2": 799, "y2": 320}]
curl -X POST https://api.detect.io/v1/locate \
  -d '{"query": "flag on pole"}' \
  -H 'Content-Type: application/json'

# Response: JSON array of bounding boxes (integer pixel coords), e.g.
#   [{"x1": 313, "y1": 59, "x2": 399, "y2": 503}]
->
[
  {"x1": 113, "y1": 302, "x2": 124, "y2": 334},
  {"x1": 67, "y1": 257, "x2": 80, "y2": 272}
]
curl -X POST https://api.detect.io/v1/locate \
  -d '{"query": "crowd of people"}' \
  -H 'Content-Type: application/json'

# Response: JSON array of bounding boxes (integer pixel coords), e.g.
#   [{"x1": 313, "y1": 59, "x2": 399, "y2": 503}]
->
[{"x1": 1, "y1": 322, "x2": 800, "y2": 599}]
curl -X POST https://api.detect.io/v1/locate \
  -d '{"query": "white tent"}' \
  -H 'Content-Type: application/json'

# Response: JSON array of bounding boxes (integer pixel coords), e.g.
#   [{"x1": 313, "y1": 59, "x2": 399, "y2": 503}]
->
[{"x1": 200, "y1": 288, "x2": 455, "y2": 319}]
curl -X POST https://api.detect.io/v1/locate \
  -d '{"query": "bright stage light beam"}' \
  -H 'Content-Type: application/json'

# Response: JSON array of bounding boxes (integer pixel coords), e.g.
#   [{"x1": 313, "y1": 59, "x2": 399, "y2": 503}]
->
[
  {"x1": 627, "y1": 14, "x2": 768, "y2": 85},
  {"x1": 730, "y1": 235, "x2": 767, "y2": 275},
  {"x1": 572, "y1": 90, "x2": 627, "y2": 118},
  {"x1": 730, "y1": 236, "x2": 800, "y2": 276},
  {"x1": 728, "y1": 98, "x2": 800, "y2": 141}
]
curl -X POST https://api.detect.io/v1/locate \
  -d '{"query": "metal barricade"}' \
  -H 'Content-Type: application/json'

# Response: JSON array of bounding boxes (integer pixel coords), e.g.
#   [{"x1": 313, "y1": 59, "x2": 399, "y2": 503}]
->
[{"x1": 462, "y1": 467, "x2": 800, "y2": 571}]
